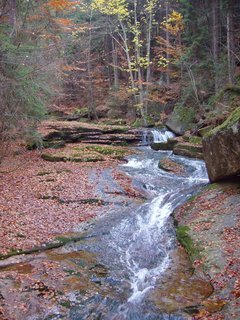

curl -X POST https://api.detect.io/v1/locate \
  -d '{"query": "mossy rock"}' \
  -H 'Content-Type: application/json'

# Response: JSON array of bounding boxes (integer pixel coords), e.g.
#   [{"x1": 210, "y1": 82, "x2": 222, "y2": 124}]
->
[
  {"x1": 206, "y1": 106, "x2": 240, "y2": 137},
  {"x1": 41, "y1": 153, "x2": 104, "y2": 163},
  {"x1": 198, "y1": 125, "x2": 214, "y2": 137},
  {"x1": 26, "y1": 137, "x2": 43, "y2": 150},
  {"x1": 188, "y1": 136, "x2": 202, "y2": 145},
  {"x1": 151, "y1": 139, "x2": 178, "y2": 151},
  {"x1": 176, "y1": 225, "x2": 200, "y2": 262},
  {"x1": 41, "y1": 144, "x2": 129, "y2": 163},
  {"x1": 203, "y1": 107, "x2": 240, "y2": 181},
  {"x1": 166, "y1": 104, "x2": 196, "y2": 135},
  {"x1": 158, "y1": 159, "x2": 186, "y2": 176},
  {"x1": 73, "y1": 145, "x2": 128, "y2": 159},
  {"x1": 132, "y1": 116, "x2": 155, "y2": 128},
  {"x1": 173, "y1": 143, "x2": 203, "y2": 159},
  {"x1": 102, "y1": 119, "x2": 126, "y2": 126}
]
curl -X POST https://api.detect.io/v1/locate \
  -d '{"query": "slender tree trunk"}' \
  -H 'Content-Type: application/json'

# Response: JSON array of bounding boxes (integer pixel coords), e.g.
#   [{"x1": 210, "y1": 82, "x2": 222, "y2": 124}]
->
[
  {"x1": 133, "y1": 0, "x2": 147, "y2": 125},
  {"x1": 9, "y1": 0, "x2": 17, "y2": 36},
  {"x1": 87, "y1": 8, "x2": 98, "y2": 121},
  {"x1": 184, "y1": 62, "x2": 201, "y2": 111},
  {"x1": 166, "y1": 0, "x2": 170, "y2": 86},
  {"x1": 119, "y1": 19, "x2": 137, "y2": 104},
  {"x1": 227, "y1": 0, "x2": 235, "y2": 85},
  {"x1": 145, "y1": 5, "x2": 154, "y2": 116},
  {"x1": 212, "y1": 0, "x2": 220, "y2": 92},
  {"x1": 112, "y1": 37, "x2": 119, "y2": 89}
]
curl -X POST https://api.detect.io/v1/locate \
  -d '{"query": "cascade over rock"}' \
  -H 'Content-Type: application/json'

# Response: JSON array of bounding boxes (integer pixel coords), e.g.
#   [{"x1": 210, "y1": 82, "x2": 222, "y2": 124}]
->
[{"x1": 202, "y1": 107, "x2": 240, "y2": 182}]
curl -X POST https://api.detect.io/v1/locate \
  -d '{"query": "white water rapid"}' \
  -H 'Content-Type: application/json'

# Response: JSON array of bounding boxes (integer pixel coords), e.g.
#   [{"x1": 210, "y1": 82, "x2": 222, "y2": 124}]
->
[
  {"x1": 119, "y1": 153, "x2": 209, "y2": 306},
  {"x1": 72, "y1": 130, "x2": 209, "y2": 319},
  {"x1": 142, "y1": 128, "x2": 175, "y2": 145}
]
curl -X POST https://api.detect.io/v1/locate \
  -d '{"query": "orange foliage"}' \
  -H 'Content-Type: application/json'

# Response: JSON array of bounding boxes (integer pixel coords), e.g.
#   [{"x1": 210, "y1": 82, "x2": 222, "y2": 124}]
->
[
  {"x1": 54, "y1": 18, "x2": 73, "y2": 26},
  {"x1": 45, "y1": 0, "x2": 79, "y2": 11}
]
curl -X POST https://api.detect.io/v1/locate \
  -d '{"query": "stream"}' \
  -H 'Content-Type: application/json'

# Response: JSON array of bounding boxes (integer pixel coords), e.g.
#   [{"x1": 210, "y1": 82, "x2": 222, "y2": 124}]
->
[
  {"x1": 62, "y1": 129, "x2": 210, "y2": 319},
  {"x1": 0, "y1": 129, "x2": 212, "y2": 320}
]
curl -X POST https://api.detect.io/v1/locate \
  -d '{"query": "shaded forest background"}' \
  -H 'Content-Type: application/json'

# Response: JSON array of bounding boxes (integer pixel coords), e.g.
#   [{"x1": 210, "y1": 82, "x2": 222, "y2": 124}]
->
[{"x1": 0, "y1": 0, "x2": 240, "y2": 158}]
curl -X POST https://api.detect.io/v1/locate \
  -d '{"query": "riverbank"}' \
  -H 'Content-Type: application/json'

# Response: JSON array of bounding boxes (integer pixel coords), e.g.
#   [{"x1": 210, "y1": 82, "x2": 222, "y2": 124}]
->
[{"x1": 174, "y1": 179, "x2": 240, "y2": 319}]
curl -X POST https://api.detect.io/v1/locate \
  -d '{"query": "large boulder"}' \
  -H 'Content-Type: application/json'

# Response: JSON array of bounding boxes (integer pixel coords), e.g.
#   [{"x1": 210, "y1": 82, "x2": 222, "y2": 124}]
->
[
  {"x1": 166, "y1": 105, "x2": 196, "y2": 135},
  {"x1": 203, "y1": 107, "x2": 240, "y2": 182}
]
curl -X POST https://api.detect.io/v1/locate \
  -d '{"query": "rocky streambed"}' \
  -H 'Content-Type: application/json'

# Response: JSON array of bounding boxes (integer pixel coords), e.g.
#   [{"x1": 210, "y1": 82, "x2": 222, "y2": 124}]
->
[
  {"x1": 0, "y1": 136, "x2": 214, "y2": 320},
  {"x1": 0, "y1": 123, "x2": 239, "y2": 320}
]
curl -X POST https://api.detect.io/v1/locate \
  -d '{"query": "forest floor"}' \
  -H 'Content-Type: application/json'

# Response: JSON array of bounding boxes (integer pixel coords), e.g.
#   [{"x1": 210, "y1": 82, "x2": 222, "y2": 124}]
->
[
  {"x1": 174, "y1": 180, "x2": 240, "y2": 319},
  {"x1": 0, "y1": 139, "x2": 137, "y2": 258}
]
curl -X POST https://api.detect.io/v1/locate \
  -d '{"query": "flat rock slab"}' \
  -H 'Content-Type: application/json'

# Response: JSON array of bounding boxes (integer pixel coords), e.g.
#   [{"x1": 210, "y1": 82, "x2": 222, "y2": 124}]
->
[{"x1": 173, "y1": 142, "x2": 203, "y2": 159}]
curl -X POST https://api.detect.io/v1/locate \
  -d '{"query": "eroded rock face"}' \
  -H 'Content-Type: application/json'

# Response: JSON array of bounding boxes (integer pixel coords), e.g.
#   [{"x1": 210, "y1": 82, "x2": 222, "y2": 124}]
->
[{"x1": 203, "y1": 109, "x2": 240, "y2": 182}]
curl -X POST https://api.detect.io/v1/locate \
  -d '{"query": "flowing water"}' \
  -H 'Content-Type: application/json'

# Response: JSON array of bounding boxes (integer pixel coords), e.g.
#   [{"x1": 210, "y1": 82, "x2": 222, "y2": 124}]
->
[
  {"x1": 142, "y1": 128, "x2": 175, "y2": 145},
  {"x1": 65, "y1": 130, "x2": 209, "y2": 319},
  {"x1": 0, "y1": 129, "x2": 211, "y2": 320}
]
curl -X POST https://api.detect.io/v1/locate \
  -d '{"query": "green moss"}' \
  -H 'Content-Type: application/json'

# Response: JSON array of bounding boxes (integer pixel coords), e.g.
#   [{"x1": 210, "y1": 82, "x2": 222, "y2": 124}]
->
[
  {"x1": 54, "y1": 235, "x2": 85, "y2": 245},
  {"x1": 173, "y1": 143, "x2": 203, "y2": 159},
  {"x1": 43, "y1": 141, "x2": 66, "y2": 149},
  {"x1": 74, "y1": 107, "x2": 88, "y2": 116},
  {"x1": 187, "y1": 194, "x2": 199, "y2": 203},
  {"x1": 188, "y1": 136, "x2": 202, "y2": 145},
  {"x1": 205, "y1": 183, "x2": 220, "y2": 190},
  {"x1": 174, "y1": 104, "x2": 196, "y2": 124},
  {"x1": 41, "y1": 153, "x2": 104, "y2": 163},
  {"x1": 206, "y1": 106, "x2": 240, "y2": 137},
  {"x1": 60, "y1": 301, "x2": 71, "y2": 309},
  {"x1": 176, "y1": 226, "x2": 200, "y2": 261},
  {"x1": 41, "y1": 154, "x2": 67, "y2": 162},
  {"x1": 0, "y1": 234, "x2": 88, "y2": 260},
  {"x1": 73, "y1": 145, "x2": 127, "y2": 159},
  {"x1": 103, "y1": 119, "x2": 126, "y2": 126},
  {"x1": 36, "y1": 171, "x2": 52, "y2": 176},
  {"x1": 132, "y1": 118, "x2": 144, "y2": 128},
  {"x1": 198, "y1": 125, "x2": 213, "y2": 137},
  {"x1": 151, "y1": 139, "x2": 178, "y2": 151},
  {"x1": 102, "y1": 125, "x2": 129, "y2": 133},
  {"x1": 132, "y1": 116, "x2": 155, "y2": 128},
  {"x1": 85, "y1": 145, "x2": 125, "y2": 156},
  {"x1": 224, "y1": 85, "x2": 240, "y2": 95}
]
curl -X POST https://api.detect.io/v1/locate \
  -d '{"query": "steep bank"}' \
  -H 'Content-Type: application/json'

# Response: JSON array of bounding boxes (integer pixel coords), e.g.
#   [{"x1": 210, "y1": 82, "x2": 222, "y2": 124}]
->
[{"x1": 174, "y1": 180, "x2": 240, "y2": 319}]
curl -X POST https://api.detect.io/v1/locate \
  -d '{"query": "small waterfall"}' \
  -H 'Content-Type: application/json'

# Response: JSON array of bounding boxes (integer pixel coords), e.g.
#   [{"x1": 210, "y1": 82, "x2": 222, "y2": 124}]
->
[{"x1": 142, "y1": 128, "x2": 175, "y2": 145}]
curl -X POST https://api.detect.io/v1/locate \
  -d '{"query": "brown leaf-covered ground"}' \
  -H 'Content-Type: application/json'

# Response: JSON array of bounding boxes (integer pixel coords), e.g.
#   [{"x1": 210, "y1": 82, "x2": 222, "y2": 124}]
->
[
  {"x1": 174, "y1": 180, "x2": 240, "y2": 319},
  {"x1": 0, "y1": 141, "x2": 131, "y2": 257}
]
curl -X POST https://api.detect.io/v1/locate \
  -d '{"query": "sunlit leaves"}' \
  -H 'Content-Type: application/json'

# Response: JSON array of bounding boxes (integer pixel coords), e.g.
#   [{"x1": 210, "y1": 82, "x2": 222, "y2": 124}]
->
[
  {"x1": 162, "y1": 10, "x2": 184, "y2": 36},
  {"x1": 92, "y1": 0, "x2": 129, "y2": 19}
]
